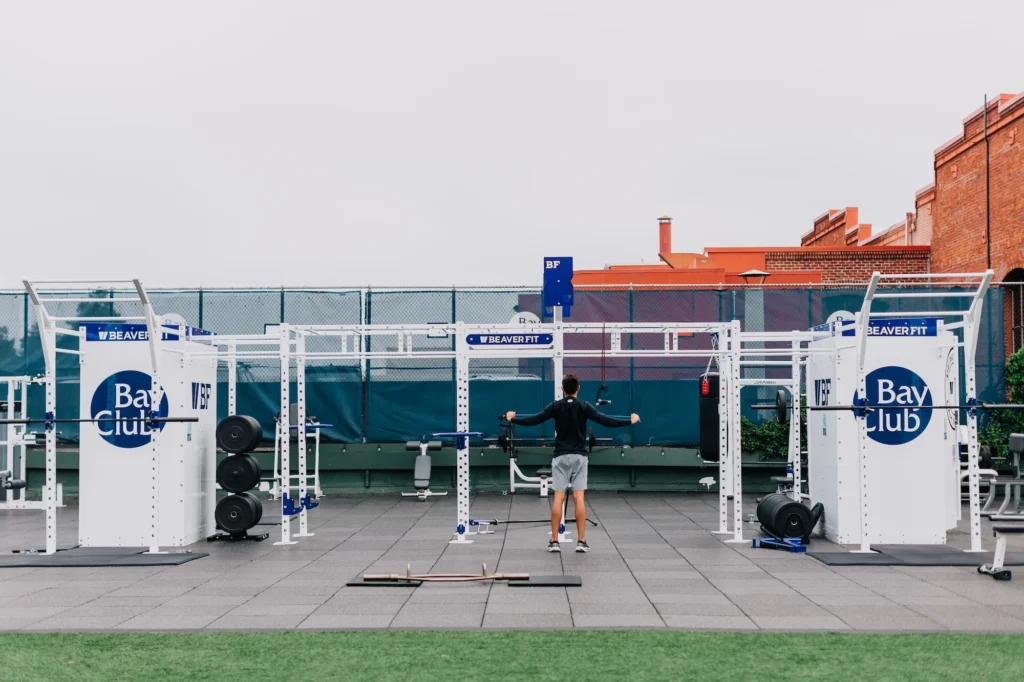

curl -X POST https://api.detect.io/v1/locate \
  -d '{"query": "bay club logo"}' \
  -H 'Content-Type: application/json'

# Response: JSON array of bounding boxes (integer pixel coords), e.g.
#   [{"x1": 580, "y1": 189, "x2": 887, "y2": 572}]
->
[
  {"x1": 89, "y1": 370, "x2": 169, "y2": 448},
  {"x1": 862, "y1": 366, "x2": 933, "y2": 445}
]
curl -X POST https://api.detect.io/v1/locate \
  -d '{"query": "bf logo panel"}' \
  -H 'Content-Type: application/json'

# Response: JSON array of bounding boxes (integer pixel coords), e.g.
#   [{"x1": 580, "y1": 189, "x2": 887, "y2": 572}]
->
[
  {"x1": 90, "y1": 370, "x2": 170, "y2": 448},
  {"x1": 861, "y1": 366, "x2": 933, "y2": 445}
]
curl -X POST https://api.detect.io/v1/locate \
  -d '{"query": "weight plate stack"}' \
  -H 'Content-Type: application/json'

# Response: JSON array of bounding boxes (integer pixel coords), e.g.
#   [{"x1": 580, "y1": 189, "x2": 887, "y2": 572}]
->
[{"x1": 216, "y1": 415, "x2": 263, "y2": 454}]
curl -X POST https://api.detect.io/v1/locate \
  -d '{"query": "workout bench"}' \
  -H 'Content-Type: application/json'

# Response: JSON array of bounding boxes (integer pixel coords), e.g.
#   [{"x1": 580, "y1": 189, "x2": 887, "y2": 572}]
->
[
  {"x1": 978, "y1": 434, "x2": 1024, "y2": 581},
  {"x1": 402, "y1": 436, "x2": 447, "y2": 501}
]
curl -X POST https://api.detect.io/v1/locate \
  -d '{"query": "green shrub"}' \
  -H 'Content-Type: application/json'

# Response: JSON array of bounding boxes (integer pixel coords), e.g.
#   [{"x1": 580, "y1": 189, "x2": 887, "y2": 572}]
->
[{"x1": 980, "y1": 347, "x2": 1024, "y2": 458}]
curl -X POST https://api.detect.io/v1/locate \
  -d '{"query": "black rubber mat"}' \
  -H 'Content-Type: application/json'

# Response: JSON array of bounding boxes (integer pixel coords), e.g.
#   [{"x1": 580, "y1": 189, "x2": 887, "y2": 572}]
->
[
  {"x1": 809, "y1": 545, "x2": 1024, "y2": 566},
  {"x1": 507, "y1": 575, "x2": 583, "y2": 587},
  {"x1": 0, "y1": 547, "x2": 207, "y2": 567}
]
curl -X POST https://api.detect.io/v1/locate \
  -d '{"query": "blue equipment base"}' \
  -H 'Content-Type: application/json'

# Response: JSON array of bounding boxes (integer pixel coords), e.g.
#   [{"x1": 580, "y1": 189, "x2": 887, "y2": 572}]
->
[{"x1": 753, "y1": 536, "x2": 807, "y2": 553}]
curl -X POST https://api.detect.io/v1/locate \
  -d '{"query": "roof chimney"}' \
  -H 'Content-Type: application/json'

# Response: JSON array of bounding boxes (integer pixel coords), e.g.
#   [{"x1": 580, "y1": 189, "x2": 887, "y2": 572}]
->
[{"x1": 658, "y1": 216, "x2": 672, "y2": 255}]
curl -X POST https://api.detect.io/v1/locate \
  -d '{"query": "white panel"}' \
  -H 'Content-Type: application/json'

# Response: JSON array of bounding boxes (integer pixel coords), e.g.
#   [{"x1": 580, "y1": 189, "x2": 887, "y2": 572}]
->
[{"x1": 79, "y1": 329, "x2": 216, "y2": 547}]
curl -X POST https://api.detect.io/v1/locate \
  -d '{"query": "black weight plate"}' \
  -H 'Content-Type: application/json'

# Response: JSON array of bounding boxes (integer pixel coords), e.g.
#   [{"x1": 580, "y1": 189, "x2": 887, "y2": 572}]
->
[
  {"x1": 776, "y1": 390, "x2": 788, "y2": 424},
  {"x1": 240, "y1": 491, "x2": 263, "y2": 525},
  {"x1": 217, "y1": 454, "x2": 261, "y2": 493},
  {"x1": 216, "y1": 415, "x2": 262, "y2": 454},
  {"x1": 215, "y1": 494, "x2": 259, "y2": 534}
]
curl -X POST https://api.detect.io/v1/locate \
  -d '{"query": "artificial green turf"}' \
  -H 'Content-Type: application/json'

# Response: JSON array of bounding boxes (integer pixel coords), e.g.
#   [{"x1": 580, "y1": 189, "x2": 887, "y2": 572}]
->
[{"x1": 3, "y1": 631, "x2": 1023, "y2": 682}]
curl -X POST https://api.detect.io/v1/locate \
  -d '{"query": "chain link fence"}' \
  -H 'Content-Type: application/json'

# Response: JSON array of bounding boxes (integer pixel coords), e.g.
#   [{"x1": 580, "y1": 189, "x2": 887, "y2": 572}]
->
[{"x1": 0, "y1": 285, "x2": 1008, "y2": 446}]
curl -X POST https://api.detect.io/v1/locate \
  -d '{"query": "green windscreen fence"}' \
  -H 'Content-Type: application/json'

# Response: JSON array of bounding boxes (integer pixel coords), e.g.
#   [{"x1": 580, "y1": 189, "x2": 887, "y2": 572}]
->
[{"x1": 0, "y1": 287, "x2": 1007, "y2": 446}]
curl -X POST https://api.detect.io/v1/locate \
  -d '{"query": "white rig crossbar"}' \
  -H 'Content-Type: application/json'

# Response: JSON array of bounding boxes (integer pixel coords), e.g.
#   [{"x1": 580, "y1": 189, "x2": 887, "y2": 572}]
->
[{"x1": 20, "y1": 279, "x2": 166, "y2": 555}]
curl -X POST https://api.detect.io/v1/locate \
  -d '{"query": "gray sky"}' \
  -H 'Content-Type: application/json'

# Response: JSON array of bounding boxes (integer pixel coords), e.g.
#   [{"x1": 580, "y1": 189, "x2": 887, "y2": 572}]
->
[{"x1": 1, "y1": 1, "x2": 1020, "y2": 289}]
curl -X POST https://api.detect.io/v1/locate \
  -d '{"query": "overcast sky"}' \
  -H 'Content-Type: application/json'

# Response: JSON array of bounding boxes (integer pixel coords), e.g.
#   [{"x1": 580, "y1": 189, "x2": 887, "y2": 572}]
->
[{"x1": 1, "y1": 2, "x2": 1020, "y2": 290}]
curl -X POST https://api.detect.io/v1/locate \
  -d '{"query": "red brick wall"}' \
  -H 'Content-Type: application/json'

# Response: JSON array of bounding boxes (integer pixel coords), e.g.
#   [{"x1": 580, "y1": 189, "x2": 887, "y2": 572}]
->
[
  {"x1": 914, "y1": 193, "x2": 934, "y2": 245},
  {"x1": 802, "y1": 208, "x2": 859, "y2": 247},
  {"x1": 931, "y1": 96, "x2": 1024, "y2": 281},
  {"x1": 765, "y1": 248, "x2": 931, "y2": 284}
]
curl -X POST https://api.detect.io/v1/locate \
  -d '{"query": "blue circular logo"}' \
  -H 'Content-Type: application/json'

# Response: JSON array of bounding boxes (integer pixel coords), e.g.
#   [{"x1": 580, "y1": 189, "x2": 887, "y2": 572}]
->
[
  {"x1": 89, "y1": 370, "x2": 169, "y2": 448},
  {"x1": 860, "y1": 366, "x2": 932, "y2": 445}
]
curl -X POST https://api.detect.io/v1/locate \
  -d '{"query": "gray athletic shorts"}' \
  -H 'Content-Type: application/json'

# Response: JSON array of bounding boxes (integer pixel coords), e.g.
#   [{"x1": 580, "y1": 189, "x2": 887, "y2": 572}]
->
[{"x1": 551, "y1": 454, "x2": 588, "y2": 491}]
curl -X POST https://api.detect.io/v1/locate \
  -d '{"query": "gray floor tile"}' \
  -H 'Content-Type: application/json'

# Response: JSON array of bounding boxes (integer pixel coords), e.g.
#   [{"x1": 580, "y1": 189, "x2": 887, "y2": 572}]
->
[
  {"x1": 298, "y1": 614, "x2": 394, "y2": 629},
  {"x1": 571, "y1": 615, "x2": 665, "y2": 628},
  {"x1": 229, "y1": 603, "x2": 321, "y2": 617},
  {"x1": 24, "y1": 615, "x2": 133, "y2": 630},
  {"x1": 206, "y1": 614, "x2": 309, "y2": 630},
  {"x1": 823, "y1": 606, "x2": 945, "y2": 631},
  {"x1": 653, "y1": 602, "x2": 745, "y2": 617},
  {"x1": 750, "y1": 615, "x2": 851, "y2": 630},
  {"x1": 483, "y1": 614, "x2": 574, "y2": 629},
  {"x1": 662, "y1": 615, "x2": 758, "y2": 629}
]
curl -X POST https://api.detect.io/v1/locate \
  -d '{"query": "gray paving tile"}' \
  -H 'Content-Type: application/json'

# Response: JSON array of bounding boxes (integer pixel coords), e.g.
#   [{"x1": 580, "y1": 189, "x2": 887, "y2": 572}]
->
[
  {"x1": 653, "y1": 602, "x2": 745, "y2": 616},
  {"x1": 662, "y1": 615, "x2": 758, "y2": 629},
  {"x1": 24, "y1": 615, "x2": 133, "y2": 630},
  {"x1": 314, "y1": 601, "x2": 407, "y2": 616},
  {"x1": 206, "y1": 614, "x2": 309, "y2": 630},
  {"x1": 804, "y1": 593, "x2": 894, "y2": 607},
  {"x1": 229, "y1": 603, "x2": 321, "y2": 617},
  {"x1": 571, "y1": 615, "x2": 665, "y2": 628},
  {"x1": 118, "y1": 614, "x2": 224, "y2": 630},
  {"x1": 162, "y1": 594, "x2": 253, "y2": 607},
  {"x1": 750, "y1": 615, "x2": 851, "y2": 630},
  {"x1": 391, "y1": 606, "x2": 485, "y2": 628},
  {"x1": 298, "y1": 614, "x2": 394, "y2": 629},
  {"x1": 483, "y1": 614, "x2": 574, "y2": 629},
  {"x1": 823, "y1": 606, "x2": 945, "y2": 631},
  {"x1": 908, "y1": 606, "x2": 1024, "y2": 632},
  {"x1": 59, "y1": 604, "x2": 154, "y2": 619}
]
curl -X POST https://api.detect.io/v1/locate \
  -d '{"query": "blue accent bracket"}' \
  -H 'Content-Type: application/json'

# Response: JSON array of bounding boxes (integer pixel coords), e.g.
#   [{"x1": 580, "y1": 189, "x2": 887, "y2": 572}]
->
[
  {"x1": 559, "y1": 524, "x2": 565, "y2": 534},
  {"x1": 457, "y1": 524, "x2": 466, "y2": 535},
  {"x1": 542, "y1": 256, "x2": 573, "y2": 318},
  {"x1": 966, "y1": 397, "x2": 979, "y2": 417},
  {"x1": 433, "y1": 431, "x2": 483, "y2": 450},
  {"x1": 853, "y1": 395, "x2": 868, "y2": 418},
  {"x1": 147, "y1": 407, "x2": 162, "y2": 427},
  {"x1": 281, "y1": 493, "x2": 302, "y2": 517},
  {"x1": 44, "y1": 411, "x2": 55, "y2": 432},
  {"x1": 301, "y1": 493, "x2": 318, "y2": 511}
]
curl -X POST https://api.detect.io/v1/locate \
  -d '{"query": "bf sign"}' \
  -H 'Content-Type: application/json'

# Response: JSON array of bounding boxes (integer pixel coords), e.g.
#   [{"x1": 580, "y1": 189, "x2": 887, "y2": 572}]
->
[{"x1": 545, "y1": 259, "x2": 561, "y2": 269}]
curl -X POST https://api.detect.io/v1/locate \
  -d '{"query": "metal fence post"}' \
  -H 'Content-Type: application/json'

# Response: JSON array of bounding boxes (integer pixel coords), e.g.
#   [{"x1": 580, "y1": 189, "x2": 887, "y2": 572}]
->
[
  {"x1": 198, "y1": 289, "x2": 204, "y2": 329},
  {"x1": 22, "y1": 293, "x2": 28, "y2": 374},
  {"x1": 362, "y1": 287, "x2": 371, "y2": 443},
  {"x1": 628, "y1": 284, "x2": 634, "y2": 414},
  {"x1": 279, "y1": 287, "x2": 285, "y2": 323}
]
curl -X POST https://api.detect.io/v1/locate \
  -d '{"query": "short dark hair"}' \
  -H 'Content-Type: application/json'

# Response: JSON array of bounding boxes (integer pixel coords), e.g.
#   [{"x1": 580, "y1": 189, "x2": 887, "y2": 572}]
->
[{"x1": 562, "y1": 373, "x2": 580, "y2": 396}]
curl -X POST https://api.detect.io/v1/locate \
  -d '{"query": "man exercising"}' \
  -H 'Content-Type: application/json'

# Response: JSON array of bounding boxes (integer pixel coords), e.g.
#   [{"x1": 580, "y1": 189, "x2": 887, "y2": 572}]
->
[{"x1": 505, "y1": 373, "x2": 639, "y2": 553}]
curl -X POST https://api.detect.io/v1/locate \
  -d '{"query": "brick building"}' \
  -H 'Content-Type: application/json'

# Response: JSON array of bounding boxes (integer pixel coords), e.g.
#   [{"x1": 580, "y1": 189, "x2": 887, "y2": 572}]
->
[
  {"x1": 575, "y1": 89, "x2": 1024, "y2": 353},
  {"x1": 573, "y1": 215, "x2": 930, "y2": 287}
]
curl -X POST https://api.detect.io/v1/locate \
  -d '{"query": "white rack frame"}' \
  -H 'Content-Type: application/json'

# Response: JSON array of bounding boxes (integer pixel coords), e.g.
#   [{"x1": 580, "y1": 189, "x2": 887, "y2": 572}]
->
[
  {"x1": 19, "y1": 279, "x2": 166, "y2": 555},
  {"x1": 848, "y1": 270, "x2": 994, "y2": 553},
  {"x1": 205, "y1": 311, "x2": 734, "y2": 546}
]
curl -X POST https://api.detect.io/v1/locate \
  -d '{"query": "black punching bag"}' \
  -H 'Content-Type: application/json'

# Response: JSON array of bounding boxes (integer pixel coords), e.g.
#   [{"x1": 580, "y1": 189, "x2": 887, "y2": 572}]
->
[{"x1": 699, "y1": 372, "x2": 720, "y2": 461}]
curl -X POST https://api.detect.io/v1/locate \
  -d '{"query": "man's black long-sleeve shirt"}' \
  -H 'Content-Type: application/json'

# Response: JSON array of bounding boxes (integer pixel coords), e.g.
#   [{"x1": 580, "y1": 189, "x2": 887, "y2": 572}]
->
[{"x1": 511, "y1": 397, "x2": 631, "y2": 457}]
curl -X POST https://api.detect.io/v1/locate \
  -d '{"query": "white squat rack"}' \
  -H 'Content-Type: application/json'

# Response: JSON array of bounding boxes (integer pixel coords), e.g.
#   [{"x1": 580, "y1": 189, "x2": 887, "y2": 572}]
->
[
  {"x1": 846, "y1": 271, "x2": 994, "y2": 553},
  {"x1": 15, "y1": 279, "x2": 167, "y2": 555}
]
